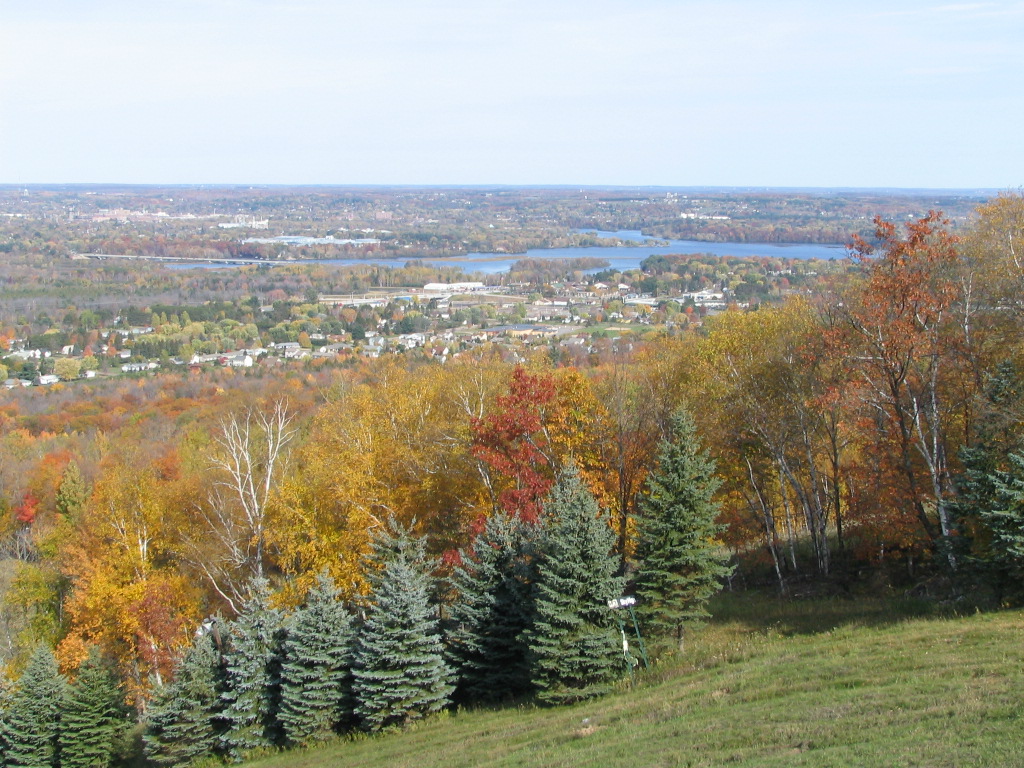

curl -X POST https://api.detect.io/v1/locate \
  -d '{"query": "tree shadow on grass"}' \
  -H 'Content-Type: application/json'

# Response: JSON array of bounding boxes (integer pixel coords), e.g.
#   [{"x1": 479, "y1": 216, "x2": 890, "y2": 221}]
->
[{"x1": 707, "y1": 590, "x2": 949, "y2": 638}]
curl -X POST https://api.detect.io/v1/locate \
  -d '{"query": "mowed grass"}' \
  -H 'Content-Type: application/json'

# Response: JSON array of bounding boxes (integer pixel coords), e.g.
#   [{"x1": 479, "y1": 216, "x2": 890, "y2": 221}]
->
[{"x1": 246, "y1": 595, "x2": 1024, "y2": 768}]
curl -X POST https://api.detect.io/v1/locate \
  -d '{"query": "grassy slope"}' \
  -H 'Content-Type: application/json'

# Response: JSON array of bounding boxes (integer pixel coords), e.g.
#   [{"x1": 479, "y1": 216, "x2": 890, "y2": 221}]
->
[{"x1": 247, "y1": 596, "x2": 1024, "y2": 768}]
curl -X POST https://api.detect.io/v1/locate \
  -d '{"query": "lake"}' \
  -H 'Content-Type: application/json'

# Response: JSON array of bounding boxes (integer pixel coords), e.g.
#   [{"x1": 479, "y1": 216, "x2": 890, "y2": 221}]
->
[{"x1": 169, "y1": 230, "x2": 847, "y2": 274}]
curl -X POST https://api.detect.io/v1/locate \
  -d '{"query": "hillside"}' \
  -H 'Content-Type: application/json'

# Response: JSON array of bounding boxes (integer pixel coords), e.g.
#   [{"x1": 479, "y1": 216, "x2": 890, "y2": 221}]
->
[{"x1": 244, "y1": 596, "x2": 1023, "y2": 768}]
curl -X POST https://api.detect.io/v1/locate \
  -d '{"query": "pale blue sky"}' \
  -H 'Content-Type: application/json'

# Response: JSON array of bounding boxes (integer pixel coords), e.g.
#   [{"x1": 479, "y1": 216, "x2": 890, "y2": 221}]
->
[{"x1": 1, "y1": 0, "x2": 1021, "y2": 187}]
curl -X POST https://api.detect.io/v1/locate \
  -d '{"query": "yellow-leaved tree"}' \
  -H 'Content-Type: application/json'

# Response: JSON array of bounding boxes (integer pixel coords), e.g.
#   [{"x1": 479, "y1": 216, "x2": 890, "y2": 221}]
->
[{"x1": 57, "y1": 449, "x2": 202, "y2": 703}]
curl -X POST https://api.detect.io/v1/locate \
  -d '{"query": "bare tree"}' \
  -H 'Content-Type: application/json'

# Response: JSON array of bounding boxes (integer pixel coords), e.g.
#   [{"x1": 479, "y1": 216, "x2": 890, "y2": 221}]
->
[{"x1": 187, "y1": 401, "x2": 296, "y2": 613}]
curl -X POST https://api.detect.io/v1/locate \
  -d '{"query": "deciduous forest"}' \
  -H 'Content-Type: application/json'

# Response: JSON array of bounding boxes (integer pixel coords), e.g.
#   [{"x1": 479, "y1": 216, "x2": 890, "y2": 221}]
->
[{"x1": 1, "y1": 188, "x2": 1023, "y2": 766}]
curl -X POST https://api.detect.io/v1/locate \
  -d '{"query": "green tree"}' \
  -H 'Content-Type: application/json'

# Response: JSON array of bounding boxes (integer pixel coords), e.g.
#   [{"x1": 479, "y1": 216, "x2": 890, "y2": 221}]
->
[
  {"x1": 954, "y1": 361, "x2": 1024, "y2": 602},
  {"x1": 59, "y1": 647, "x2": 128, "y2": 768},
  {"x1": 634, "y1": 408, "x2": 733, "y2": 650},
  {"x1": 220, "y1": 580, "x2": 283, "y2": 760},
  {"x1": 55, "y1": 462, "x2": 89, "y2": 520},
  {"x1": 1, "y1": 645, "x2": 65, "y2": 768},
  {"x1": 144, "y1": 631, "x2": 225, "y2": 768},
  {"x1": 447, "y1": 512, "x2": 538, "y2": 703},
  {"x1": 527, "y1": 466, "x2": 624, "y2": 705},
  {"x1": 0, "y1": 670, "x2": 14, "y2": 766},
  {"x1": 352, "y1": 520, "x2": 454, "y2": 731},
  {"x1": 52, "y1": 358, "x2": 81, "y2": 381},
  {"x1": 278, "y1": 574, "x2": 355, "y2": 746}
]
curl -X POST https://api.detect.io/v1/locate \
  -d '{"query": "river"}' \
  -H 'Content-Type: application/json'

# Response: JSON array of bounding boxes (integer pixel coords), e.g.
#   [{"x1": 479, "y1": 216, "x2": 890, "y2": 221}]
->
[{"x1": 169, "y1": 230, "x2": 847, "y2": 274}]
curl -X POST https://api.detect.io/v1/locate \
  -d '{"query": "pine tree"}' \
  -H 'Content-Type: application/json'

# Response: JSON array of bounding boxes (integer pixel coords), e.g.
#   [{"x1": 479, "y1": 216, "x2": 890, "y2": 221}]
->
[
  {"x1": 634, "y1": 408, "x2": 733, "y2": 649},
  {"x1": 220, "y1": 580, "x2": 283, "y2": 761},
  {"x1": 527, "y1": 465, "x2": 625, "y2": 705},
  {"x1": 278, "y1": 573, "x2": 355, "y2": 746},
  {"x1": 2, "y1": 645, "x2": 65, "y2": 768},
  {"x1": 144, "y1": 631, "x2": 225, "y2": 768},
  {"x1": 352, "y1": 520, "x2": 454, "y2": 731},
  {"x1": 59, "y1": 647, "x2": 128, "y2": 768},
  {"x1": 447, "y1": 512, "x2": 538, "y2": 703}
]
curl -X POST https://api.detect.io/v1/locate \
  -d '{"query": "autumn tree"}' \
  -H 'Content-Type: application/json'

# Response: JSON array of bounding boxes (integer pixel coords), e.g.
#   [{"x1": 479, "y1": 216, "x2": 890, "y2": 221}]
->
[
  {"x1": 839, "y1": 212, "x2": 966, "y2": 566},
  {"x1": 472, "y1": 364, "x2": 610, "y2": 524},
  {"x1": 58, "y1": 451, "x2": 200, "y2": 702},
  {"x1": 472, "y1": 366, "x2": 558, "y2": 522},
  {"x1": 271, "y1": 361, "x2": 494, "y2": 604},
  {"x1": 697, "y1": 301, "x2": 847, "y2": 579},
  {"x1": 591, "y1": 340, "x2": 661, "y2": 564}
]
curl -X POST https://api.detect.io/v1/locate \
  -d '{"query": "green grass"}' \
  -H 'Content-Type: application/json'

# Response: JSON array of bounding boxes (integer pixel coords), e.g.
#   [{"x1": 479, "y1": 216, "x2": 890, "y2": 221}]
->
[{"x1": 246, "y1": 595, "x2": 1024, "y2": 768}]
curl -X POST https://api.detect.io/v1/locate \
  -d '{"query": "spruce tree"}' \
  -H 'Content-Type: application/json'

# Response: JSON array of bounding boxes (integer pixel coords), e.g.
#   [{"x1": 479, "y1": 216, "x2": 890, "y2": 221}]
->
[
  {"x1": 447, "y1": 512, "x2": 538, "y2": 703},
  {"x1": 278, "y1": 573, "x2": 355, "y2": 746},
  {"x1": 2, "y1": 645, "x2": 65, "y2": 768},
  {"x1": 634, "y1": 408, "x2": 733, "y2": 649},
  {"x1": 220, "y1": 580, "x2": 283, "y2": 760},
  {"x1": 953, "y1": 360, "x2": 1024, "y2": 601},
  {"x1": 527, "y1": 465, "x2": 625, "y2": 705},
  {"x1": 0, "y1": 670, "x2": 14, "y2": 765},
  {"x1": 352, "y1": 520, "x2": 454, "y2": 731},
  {"x1": 59, "y1": 647, "x2": 128, "y2": 768},
  {"x1": 144, "y1": 631, "x2": 225, "y2": 768}
]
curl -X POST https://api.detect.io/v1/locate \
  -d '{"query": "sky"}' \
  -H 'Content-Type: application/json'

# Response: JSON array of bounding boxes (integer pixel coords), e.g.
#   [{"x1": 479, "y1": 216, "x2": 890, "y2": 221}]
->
[{"x1": 1, "y1": 0, "x2": 1022, "y2": 188}]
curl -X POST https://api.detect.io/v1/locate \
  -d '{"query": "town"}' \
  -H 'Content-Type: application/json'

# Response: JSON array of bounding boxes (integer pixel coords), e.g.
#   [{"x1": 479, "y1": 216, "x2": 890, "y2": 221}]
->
[{"x1": 1, "y1": 273, "x2": 741, "y2": 387}]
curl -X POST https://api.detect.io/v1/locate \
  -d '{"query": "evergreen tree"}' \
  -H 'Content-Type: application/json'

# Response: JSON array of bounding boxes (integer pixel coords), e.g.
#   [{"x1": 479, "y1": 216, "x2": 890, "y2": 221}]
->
[
  {"x1": 278, "y1": 573, "x2": 355, "y2": 746},
  {"x1": 220, "y1": 580, "x2": 283, "y2": 761},
  {"x1": 634, "y1": 408, "x2": 733, "y2": 649},
  {"x1": 953, "y1": 360, "x2": 1024, "y2": 602},
  {"x1": 55, "y1": 461, "x2": 89, "y2": 520},
  {"x1": 2, "y1": 645, "x2": 64, "y2": 768},
  {"x1": 527, "y1": 465, "x2": 625, "y2": 705},
  {"x1": 447, "y1": 512, "x2": 538, "y2": 703},
  {"x1": 59, "y1": 647, "x2": 128, "y2": 768},
  {"x1": 144, "y1": 631, "x2": 225, "y2": 768},
  {"x1": 0, "y1": 670, "x2": 14, "y2": 765},
  {"x1": 352, "y1": 520, "x2": 454, "y2": 731}
]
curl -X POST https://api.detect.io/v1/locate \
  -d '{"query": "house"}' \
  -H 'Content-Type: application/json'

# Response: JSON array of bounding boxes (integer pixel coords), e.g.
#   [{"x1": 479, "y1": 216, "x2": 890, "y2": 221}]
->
[
  {"x1": 223, "y1": 353, "x2": 254, "y2": 368},
  {"x1": 36, "y1": 374, "x2": 60, "y2": 385}
]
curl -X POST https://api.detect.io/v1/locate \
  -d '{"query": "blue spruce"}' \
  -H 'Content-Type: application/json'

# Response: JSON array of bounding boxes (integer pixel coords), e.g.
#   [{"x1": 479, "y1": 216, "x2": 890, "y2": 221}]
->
[
  {"x1": 278, "y1": 573, "x2": 355, "y2": 745},
  {"x1": 144, "y1": 630, "x2": 225, "y2": 767},
  {"x1": 220, "y1": 580, "x2": 284, "y2": 760},
  {"x1": 352, "y1": 520, "x2": 454, "y2": 731},
  {"x1": 527, "y1": 465, "x2": 625, "y2": 705}
]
